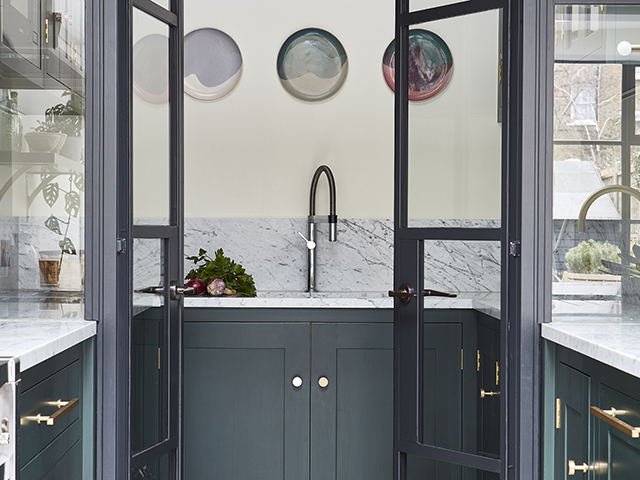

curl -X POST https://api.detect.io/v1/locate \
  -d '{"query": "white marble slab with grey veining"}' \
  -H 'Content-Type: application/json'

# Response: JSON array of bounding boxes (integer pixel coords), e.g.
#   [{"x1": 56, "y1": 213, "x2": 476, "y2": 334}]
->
[
  {"x1": 180, "y1": 291, "x2": 501, "y2": 318},
  {"x1": 0, "y1": 319, "x2": 96, "y2": 370},
  {"x1": 542, "y1": 321, "x2": 640, "y2": 378},
  {"x1": 182, "y1": 217, "x2": 501, "y2": 293}
]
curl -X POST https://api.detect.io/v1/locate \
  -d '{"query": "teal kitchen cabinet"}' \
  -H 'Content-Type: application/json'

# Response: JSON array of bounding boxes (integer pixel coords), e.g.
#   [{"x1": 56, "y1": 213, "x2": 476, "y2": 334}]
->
[
  {"x1": 545, "y1": 343, "x2": 640, "y2": 479},
  {"x1": 19, "y1": 340, "x2": 94, "y2": 480},
  {"x1": 184, "y1": 308, "x2": 498, "y2": 480},
  {"x1": 184, "y1": 322, "x2": 311, "y2": 480}
]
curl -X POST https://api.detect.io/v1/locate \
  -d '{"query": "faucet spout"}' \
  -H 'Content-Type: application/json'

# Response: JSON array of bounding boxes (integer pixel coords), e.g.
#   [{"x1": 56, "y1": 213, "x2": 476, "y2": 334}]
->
[
  {"x1": 306, "y1": 165, "x2": 338, "y2": 292},
  {"x1": 577, "y1": 185, "x2": 640, "y2": 232},
  {"x1": 309, "y1": 165, "x2": 338, "y2": 241}
]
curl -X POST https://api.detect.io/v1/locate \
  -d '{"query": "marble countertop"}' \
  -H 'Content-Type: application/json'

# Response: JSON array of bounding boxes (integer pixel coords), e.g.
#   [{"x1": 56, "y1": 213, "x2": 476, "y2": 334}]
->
[
  {"x1": 179, "y1": 291, "x2": 502, "y2": 318},
  {"x1": 0, "y1": 319, "x2": 96, "y2": 371},
  {"x1": 543, "y1": 299, "x2": 640, "y2": 378}
]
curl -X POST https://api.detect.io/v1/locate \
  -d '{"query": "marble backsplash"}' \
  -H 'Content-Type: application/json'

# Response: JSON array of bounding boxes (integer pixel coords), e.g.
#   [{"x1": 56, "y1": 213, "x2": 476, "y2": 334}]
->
[
  {"x1": 183, "y1": 218, "x2": 501, "y2": 293},
  {"x1": 3, "y1": 216, "x2": 501, "y2": 294},
  {"x1": 0, "y1": 216, "x2": 83, "y2": 292}
]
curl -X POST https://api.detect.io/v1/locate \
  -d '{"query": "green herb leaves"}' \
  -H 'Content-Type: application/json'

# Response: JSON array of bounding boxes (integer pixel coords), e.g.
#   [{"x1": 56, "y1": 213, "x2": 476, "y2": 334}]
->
[{"x1": 186, "y1": 248, "x2": 256, "y2": 297}]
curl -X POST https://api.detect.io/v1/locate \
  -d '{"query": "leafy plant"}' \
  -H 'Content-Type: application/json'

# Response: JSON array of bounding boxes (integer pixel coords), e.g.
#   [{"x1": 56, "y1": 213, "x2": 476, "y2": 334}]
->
[
  {"x1": 186, "y1": 248, "x2": 256, "y2": 297},
  {"x1": 565, "y1": 239, "x2": 620, "y2": 274},
  {"x1": 33, "y1": 90, "x2": 84, "y2": 136},
  {"x1": 601, "y1": 244, "x2": 640, "y2": 279},
  {"x1": 42, "y1": 171, "x2": 84, "y2": 264}
]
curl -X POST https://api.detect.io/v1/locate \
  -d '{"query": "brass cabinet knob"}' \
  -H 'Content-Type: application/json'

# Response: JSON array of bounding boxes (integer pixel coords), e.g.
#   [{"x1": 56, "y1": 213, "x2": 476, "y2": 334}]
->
[
  {"x1": 318, "y1": 377, "x2": 329, "y2": 388},
  {"x1": 568, "y1": 460, "x2": 589, "y2": 475},
  {"x1": 292, "y1": 376, "x2": 303, "y2": 388},
  {"x1": 480, "y1": 388, "x2": 500, "y2": 399}
]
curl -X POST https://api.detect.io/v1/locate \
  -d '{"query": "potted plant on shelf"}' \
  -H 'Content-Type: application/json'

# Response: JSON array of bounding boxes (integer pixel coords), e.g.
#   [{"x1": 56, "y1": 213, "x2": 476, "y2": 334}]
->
[{"x1": 26, "y1": 90, "x2": 84, "y2": 160}]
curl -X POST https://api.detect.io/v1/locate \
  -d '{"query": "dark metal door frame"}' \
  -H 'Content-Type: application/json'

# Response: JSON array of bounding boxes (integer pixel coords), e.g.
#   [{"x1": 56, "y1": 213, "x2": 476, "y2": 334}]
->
[
  {"x1": 392, "y1": 0, "x2": 522, "y2": 478},
  {"x1": 119, "y1": 0, "x2": 184, "y2": 477}
]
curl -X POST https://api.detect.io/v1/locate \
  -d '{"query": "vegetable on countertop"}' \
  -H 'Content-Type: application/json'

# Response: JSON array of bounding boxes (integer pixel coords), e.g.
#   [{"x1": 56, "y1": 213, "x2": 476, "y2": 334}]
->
[
  {"x1": 207, "y1": 278, "x2": 237, "y2": 297},
  {"x1": 186, "y1": 277, "x2": 207, "y2": 296},
  {"x1": 207, "y1": 278, "x2": 225, "y2": 296},
  {"x1": 186, "y1": 248, "x2": 256, "y2": 297}
]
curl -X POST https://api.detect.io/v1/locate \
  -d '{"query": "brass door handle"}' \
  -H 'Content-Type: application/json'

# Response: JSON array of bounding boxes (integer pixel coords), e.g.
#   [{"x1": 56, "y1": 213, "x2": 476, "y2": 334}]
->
[
  {"x1": 25, "y1": 398, "x2": 79, "y2": 425},
  {"x1": 389, "y1": 284, "x2": 457, "y2": 304},
  {"x1": 480, "y1": 389, "x2": 500, "y2": 399},
  {"x1": 567, "y1": 460, "x2": 589, "y2": 475},
  {"x1": 590, "y1": 406, "x2": 640, "y2": 438}
]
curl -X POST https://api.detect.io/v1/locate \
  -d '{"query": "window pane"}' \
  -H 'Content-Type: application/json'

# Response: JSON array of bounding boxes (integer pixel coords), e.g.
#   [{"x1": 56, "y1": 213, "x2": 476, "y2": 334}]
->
[
  {"x1": 552, "y1": 5, "x2": 640, "y2": 313},
  {"x1": 553, "y1": 64, "x2": 621, "y2": 141},
  {"x1": 407, "y1": 10, "x2": 502, "y2": 227},
  {"x1": 133, "y1": 8, "x2": 171, "y2": 225}
]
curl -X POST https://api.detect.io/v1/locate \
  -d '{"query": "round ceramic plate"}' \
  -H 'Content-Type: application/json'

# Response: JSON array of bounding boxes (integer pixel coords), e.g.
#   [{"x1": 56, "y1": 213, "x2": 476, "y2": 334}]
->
[
  {"x1": 382, "y1": 29, "x2": 453, "y2": 101},
  {"x1": 133, "y1": 34, "x2": 169, "y2": 104},
  {"x1": 277, "y1": 28, "x2": 348, "y2": 102},
  {"x1": 184, "y1": 28, "x2": 243, "y2": 101}
]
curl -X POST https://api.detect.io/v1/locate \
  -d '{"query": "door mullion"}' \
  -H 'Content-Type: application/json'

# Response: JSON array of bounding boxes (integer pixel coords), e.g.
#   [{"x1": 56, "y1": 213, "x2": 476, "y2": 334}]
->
[{"x1": 394, "y1": 238, "x2": 424, "y2": 443}]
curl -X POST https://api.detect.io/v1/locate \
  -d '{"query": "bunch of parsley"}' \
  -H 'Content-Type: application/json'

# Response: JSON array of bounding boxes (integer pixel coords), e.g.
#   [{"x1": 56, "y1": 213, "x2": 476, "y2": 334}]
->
[{"x1": 185, "y1": 248, "x2": 256, "y2": 297}]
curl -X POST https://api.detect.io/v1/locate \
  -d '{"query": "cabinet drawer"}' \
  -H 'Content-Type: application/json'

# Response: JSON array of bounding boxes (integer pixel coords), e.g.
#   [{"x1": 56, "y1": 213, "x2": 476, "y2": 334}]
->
[
  {"x1": 595, "y1": 384, "x2": 640, "y2": 478},
  {"x1": 20, "y1": 420, "x2": 83, "y2": 480},
  {"x1": 19, "y1": 358, "x2": 82, "y2": 466}
]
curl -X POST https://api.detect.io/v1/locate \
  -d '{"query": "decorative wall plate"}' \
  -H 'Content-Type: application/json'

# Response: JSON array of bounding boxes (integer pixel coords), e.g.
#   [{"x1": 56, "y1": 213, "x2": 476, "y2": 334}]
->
[
  {"x1": 184, "y1": 28, "x2": 243, "y2": 101},
  {"x1": 382, "y1": 29, "x2": 453, "y2": 101},
  {"x1": 277, "y1": 28, "x2": 348, "y2": 102},
  {"x1": 133, "y1": 34, "x2": 169, "y2": 104}
]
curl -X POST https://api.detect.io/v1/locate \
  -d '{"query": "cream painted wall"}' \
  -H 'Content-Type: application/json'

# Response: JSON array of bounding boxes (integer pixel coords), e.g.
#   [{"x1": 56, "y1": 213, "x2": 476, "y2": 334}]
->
[{"x1": 175, "y1": 0, "x2": 500, "y2": 219}]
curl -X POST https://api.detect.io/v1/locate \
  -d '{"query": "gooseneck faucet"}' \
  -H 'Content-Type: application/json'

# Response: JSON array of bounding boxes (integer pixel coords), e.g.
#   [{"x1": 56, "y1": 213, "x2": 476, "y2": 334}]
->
[
  {"x1": 299, "y1": 165, "x2": 337, "y2": 292},
  {"x1": 577, "y1": 185, "x2": 640, "y2": 232}
]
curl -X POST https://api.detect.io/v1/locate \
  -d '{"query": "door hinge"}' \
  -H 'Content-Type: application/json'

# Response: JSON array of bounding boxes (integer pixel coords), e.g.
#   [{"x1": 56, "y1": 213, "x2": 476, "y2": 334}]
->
[
  {"x1": 556, "y1": 398, "x2": 562, "y2": 429},
  {"x1": 116, "y1": 238, "x2": 126, "y2": 254},
  {"x1": 496, "y1": 362, "x2": 500, "y2": 385},
  {"x1": 509, "y1": 241, "x2": 521, "y2": 257},
  {"x1": 461, "y1": 349, "x2": 464, "y2": 371},
  {"x1": 477, "y1": 350, "x2": 481, "y2": 371}
]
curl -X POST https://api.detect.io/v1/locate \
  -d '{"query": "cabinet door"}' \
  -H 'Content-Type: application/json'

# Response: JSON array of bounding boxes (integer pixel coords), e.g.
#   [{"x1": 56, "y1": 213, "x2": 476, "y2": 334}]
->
[
  {"x1": 595, "y1": 383, "x2": 640, "y2": 479},
  {"x1": 477, "y1": 314, "x2": 500, "y2": 460},
  {"x1": 184, "y1": 322, "x2": 310, "y2": 480},
  {"x1": 310, "y1": 322, "x2": 463, "y2": 480},
  {"x1": 44, "y1": 0, "x2": 84, "y2": 92},
  {"x1": 310, "y1": 323, "x2": 393, "y2": 480},
  {"x1": 555, "y1": 361, "x2": 591, "y2": 480}
]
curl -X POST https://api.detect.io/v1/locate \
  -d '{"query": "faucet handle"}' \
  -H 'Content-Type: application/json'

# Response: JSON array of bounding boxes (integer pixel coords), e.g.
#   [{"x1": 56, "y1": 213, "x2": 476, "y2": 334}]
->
[{"x1": 297, "y1": 231, "x2": 316, "y2": 250}]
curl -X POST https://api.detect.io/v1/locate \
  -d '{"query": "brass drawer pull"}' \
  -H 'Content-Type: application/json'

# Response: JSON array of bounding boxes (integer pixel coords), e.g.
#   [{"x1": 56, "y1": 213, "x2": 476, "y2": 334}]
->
[
  {"x1": 567, "y1": 460, "x2": 589, "y2": 475},
  {"x1": 26, "y1": 398, "x2": 79, "y2": 426},
  {"x1": 590, "y1": 406, "x2": 640, "y2": 438},
  {"x1": 480, "y1": 388, "x2": 500, "y2": 399}
]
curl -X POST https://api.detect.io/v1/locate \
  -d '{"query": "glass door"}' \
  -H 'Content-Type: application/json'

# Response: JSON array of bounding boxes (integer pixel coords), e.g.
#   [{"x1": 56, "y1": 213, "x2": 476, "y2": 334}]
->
[
  {"x1": 391, "y1": 0, "x2": 518, "y2": 478},
  {"x1": 126, "y1": 0, "x2": 183, "y2": 478}
]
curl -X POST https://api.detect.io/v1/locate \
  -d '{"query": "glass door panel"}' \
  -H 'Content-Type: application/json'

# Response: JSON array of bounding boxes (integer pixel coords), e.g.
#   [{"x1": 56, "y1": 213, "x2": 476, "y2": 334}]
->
[
  {"x1": 406, "y1": 454, "x2": 499, "y2": 480},
  {"x1": 128, "y1": 1, "x2": 181, "y2": 477},
  {"x1": 132, "y1": 8, "x2": 171, "y2": 226},
  {"x1": 394, "y1": 2, "x2": 510, "y2": 479},
  {"x1": 421, "y1": 240, "x2": 501, "y2": 459},
  {"x1": 406, "y1": 10, "x2": 502, "y2": 228},
  {"x1": 132, "y1": 237, "x2": 167, "y2": 453}
]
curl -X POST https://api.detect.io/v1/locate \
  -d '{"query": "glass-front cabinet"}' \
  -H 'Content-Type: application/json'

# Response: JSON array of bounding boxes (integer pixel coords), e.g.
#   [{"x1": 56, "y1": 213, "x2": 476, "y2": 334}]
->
[
  {"x1": 546, "y1": 5, "x2": 640, "y2": 479},
  {"x1": 0, "y1": 0, "x2": 85, "y2": 318}
]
